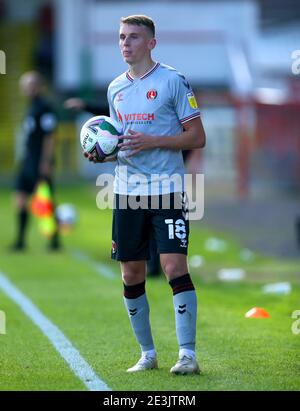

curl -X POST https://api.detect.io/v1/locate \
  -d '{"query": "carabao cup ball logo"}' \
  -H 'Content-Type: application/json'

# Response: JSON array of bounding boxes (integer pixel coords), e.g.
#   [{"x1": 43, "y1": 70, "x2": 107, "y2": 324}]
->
[{"x1": 80, "y1": 115, "x2": 123, "y2": 160}]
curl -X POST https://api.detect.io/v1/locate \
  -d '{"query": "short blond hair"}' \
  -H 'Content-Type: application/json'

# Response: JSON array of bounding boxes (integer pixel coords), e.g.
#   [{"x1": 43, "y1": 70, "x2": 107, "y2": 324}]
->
[{"x1": 120, "y1": 15, "x2": 155, "y2": 37}]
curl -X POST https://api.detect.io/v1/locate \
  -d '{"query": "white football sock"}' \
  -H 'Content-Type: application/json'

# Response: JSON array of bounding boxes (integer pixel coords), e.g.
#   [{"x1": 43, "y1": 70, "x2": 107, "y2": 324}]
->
[
  {"x1": 179, "y1": 348, "x2": 195, "y2": 358},
  {"x1": 142, "y1": 348, "x2": 157, "y2": 358}
]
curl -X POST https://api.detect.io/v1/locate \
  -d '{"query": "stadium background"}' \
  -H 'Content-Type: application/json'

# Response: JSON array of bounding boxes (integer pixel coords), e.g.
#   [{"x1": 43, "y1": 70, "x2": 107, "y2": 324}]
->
[
  {"x1": 1, "y1": 0, "x2": 300, "y2": 256},
  {"x1": 0, "y1": 0, "x2": 300, "y2": 392},
  {"x1": 1, "y1": 0, "x2": 300, "y2": 196}
]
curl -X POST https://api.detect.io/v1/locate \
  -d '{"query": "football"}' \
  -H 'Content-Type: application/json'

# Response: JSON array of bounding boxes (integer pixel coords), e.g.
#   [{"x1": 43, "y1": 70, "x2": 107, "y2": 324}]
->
[
  {"x1": 80, "y1": 115, "x2": 123, "y2": 160},
  {"x1": 56, "y1": 203, "x2": 77, "y2": 234}
]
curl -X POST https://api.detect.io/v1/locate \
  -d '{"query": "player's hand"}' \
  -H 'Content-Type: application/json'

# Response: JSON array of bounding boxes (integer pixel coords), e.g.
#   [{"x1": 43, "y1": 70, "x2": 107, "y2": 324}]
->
[
  {"x1": 39, "y1": 162, "x2": 52, "y2": 178},
  {"x1": 83, "y1": 151, "x2": 104, "y2": 163},
  {"x1": 64, "y1": 98, "x2": 86, "y2": 111},
  {"x1": 118, "y1": 129, "x2": 156, "y2": 157},
  {"x1": 83, "y1": 152, "x2": 117, "y2": 163}
]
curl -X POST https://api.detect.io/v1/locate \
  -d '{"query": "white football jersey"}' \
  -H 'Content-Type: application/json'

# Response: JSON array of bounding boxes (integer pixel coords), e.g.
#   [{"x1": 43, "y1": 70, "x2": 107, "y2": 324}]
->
[{"x1": 107, "y1": 62, "x2": 200, "y2": 195}]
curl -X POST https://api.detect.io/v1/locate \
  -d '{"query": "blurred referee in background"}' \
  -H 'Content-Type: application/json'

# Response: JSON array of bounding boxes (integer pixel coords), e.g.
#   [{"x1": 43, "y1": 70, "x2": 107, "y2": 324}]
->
[{"x1": 10, "y1": 71, "x2": 60, "y2": 251}]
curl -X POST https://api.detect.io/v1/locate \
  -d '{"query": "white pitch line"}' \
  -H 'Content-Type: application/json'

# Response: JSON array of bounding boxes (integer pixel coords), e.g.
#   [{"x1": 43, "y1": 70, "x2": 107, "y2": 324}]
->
[
  {"x1": 0, "y1": 272, "x2": 111, "y2": 391},
  {"x1": 71, "y1": 250, "x2": 116, "y2": 279}
]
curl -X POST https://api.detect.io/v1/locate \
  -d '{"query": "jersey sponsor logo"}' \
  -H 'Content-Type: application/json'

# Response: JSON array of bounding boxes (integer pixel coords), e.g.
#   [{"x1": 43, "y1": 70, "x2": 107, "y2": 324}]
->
[
  {"x1": 124, "y1": 113, "x2": 155, "y2": 122},
  {"x1": 146, "y1": 89, "x2": 158, "y2": 100},
  {"x1": 187, "y1": 92, "x2": 198, "y2": 109},
  {"x1": 117, "y1": 110, "x2": 123, "y2": 123}
]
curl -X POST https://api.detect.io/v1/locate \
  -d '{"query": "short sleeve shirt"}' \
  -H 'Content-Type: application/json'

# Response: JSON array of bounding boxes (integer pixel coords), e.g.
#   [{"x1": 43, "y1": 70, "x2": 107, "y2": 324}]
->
[
  {"x1": 107, "y1": 62, "x2": 200, "y2": 195},
  {"x1": 22, "y1": 96, "x2": 57, "y2": 167}
]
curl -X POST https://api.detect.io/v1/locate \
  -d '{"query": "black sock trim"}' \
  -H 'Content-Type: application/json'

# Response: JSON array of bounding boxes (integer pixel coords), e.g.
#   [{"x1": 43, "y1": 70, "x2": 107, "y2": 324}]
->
[
  {"x1": 169, "y1": 273, "x2": 195, "y2": 296},
  {"x1": 123, "y1": 281, "x2": 146, "y2": 299}
]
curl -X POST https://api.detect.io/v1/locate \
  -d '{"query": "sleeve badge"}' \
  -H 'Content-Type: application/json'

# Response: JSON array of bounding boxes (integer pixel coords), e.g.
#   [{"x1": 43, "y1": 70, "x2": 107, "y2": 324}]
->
[{"x1": 187, "y1": 92, "x2": 198, "y2": 109}]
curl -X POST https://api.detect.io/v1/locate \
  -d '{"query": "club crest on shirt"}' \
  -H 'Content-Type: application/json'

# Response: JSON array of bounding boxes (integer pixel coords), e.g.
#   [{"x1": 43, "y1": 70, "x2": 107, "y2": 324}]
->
[
  {"x1": 187, "y1": 92, "x2": 198, "y2": 109},
  {"x1": 146, "y1": 89, "x2": 158, "y2": 100}
]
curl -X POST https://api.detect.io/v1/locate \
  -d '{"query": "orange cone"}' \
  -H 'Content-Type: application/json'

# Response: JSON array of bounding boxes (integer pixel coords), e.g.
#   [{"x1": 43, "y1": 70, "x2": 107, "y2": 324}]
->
[{"x1": 245, "y1": 307, "x2": 270, "y2": 318}]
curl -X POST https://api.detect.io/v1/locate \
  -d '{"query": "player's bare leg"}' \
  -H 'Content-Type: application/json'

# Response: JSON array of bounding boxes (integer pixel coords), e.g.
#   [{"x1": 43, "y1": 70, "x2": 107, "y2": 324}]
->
[
  {"x1": 160, "y1": 253, "x2": 201, "y2": 375},
  {"x1": 11, "y1": 191, "x2": 29, "y2": 250},
  {"x1": 121, "y1": 260, "x2": 158, "y2": 372}
]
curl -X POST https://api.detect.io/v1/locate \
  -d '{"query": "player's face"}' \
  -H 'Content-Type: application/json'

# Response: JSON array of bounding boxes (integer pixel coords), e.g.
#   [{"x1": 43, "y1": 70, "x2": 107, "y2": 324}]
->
[
  {"x1": 20, "y1": 75, "x2": 41, "y2": 98},
  {"x1": 119, "y1": 23, "x2": 155, "y2": 65}
]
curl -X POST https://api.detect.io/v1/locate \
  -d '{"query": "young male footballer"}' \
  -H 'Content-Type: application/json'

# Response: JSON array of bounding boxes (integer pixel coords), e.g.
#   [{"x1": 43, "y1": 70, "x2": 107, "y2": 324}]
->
[{"x1": 85, "y1": 15, "x2": 206, "y2": 374}]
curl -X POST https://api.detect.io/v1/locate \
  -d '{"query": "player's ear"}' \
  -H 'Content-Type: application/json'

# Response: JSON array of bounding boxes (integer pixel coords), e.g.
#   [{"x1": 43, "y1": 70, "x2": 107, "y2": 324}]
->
[{"x1": 148, "y1": 38, "x2": 156, "y2": 51}]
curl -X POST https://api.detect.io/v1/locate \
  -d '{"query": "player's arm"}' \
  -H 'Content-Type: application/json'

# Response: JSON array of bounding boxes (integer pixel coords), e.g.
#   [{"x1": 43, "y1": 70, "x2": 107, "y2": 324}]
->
[
  {"x1": 64, "y1": 98, "x2": 106, "y2": 115},
  {"x1": 64, "y1": 97, "x2": 86, "y2": 111},
  {"x1": 39, "y1": 111, "x2": 58, "y2": 178},
  {"x1": 118, "y1": 117, "x2": 205, "y2": 157},
  {"x1": 39, "y1": 132, "x2": 55, "y2": 178},
  {"x1": 156, "y1": 116, "x2": 206, "y2": 150}
]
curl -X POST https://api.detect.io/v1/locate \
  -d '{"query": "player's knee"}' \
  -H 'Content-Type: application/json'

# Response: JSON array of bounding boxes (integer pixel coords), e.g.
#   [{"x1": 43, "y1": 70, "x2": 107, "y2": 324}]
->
[
  {"x1": 161, "y1": 260, "x2": 180, "y2": 278},
  {"x1": 122, "y1": 271, "x2": 137, "y2": 284},
  {"x1": 122, "y1": 271, "x2": 146, "y2": 285},
  {"x1": 121, "y1": 262, "x2": 146, "y2": 285}
]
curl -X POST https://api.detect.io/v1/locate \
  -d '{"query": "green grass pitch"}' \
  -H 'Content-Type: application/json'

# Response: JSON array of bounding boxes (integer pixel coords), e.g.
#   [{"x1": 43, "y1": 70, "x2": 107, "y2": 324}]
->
[{"x1": 0, "y1": 184, "x2": 299, "y2": 391}]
